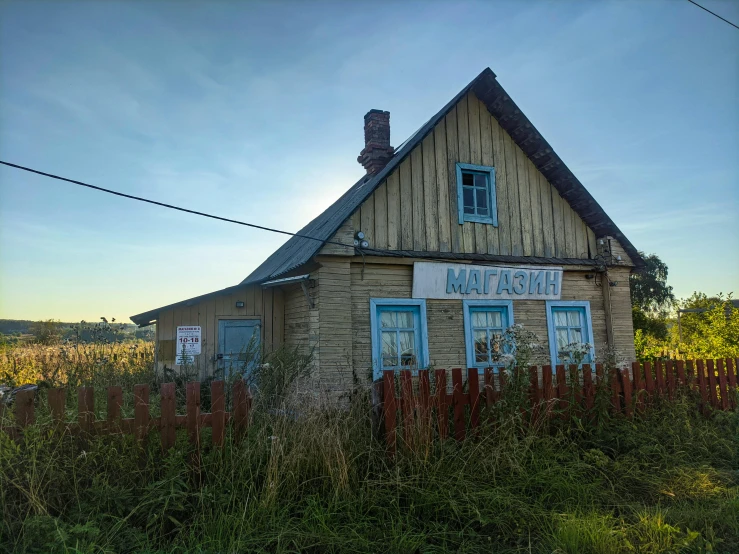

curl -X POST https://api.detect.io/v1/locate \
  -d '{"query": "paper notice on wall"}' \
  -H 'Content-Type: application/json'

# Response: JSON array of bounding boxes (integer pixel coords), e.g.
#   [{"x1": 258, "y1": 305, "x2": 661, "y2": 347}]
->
[{"x1": 175, "y1": 326, "x2": 201, "y2": 365}]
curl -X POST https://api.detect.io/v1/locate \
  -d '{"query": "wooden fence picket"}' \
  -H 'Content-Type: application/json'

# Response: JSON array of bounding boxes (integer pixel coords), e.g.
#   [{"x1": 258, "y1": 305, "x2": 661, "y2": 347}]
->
[
  {"x1": 676, "y1": 360, "x2": 686, "y2": 387},
  {"x1": 696, "y1": 360, "x2": 709, "y2": 412},
  {"x1": 435, "y1": 369, "x2": 448, "y2": 440},
  {"x1": 655, "y1": 360, "x2": 665, "y2": 395},
  {"x1": 186, "y1": 381, "x2": 201, "y2": 447},
  {"x1": 643, "y1": 361, "x2": 655, "y2": 397},
  {"x1": 620, "y1": 368, "x2": 633, "y2": 417},
  {"x1": 468, "y1": 368, "x2": 480, "y2": 433},
  {"x1": 211, "y1": 381, "x2": 225, "y2": 447},
  {"x1": 383, "y1": 370, "x2": 397, "y2": 455},
  {"x1": 666, "y1": 361, "x2": 676, "y2": 399},
  {"x1": 716, "y1": 360, "x2": 729, "y2": 411},
  {"x1": 631, "y1": 362, "x2": 644, "y2": 412},
  {"x1": 529, "y1": 366, "x2": 541, "y2": 420},
  {"x1": 583, "y1": 365, "x2": 595, "y2": 412},
  {"x1": 707, "y1": 360, "x2": 719, "y2": 409},
  {"x1": 400, "y1": 370, "x2": 414, "y2": 447},
  {"x1": 610, "y1": 366, "x2": 622, "y2": 413},
  {"x1": 15, "y1": 389, "x2": 34, "y2": 428},
  {"x1": 484, "y1": 368, "x2": 494, "y2": 412},
  {"x1": 452, "y1": 368, "x2": 465, "y2": 441},
  {"x1": 555, "y1": 365, "x2": 567, "y2": 414},
  {"x1": 107, "y1": 387, "x2": 122, "y2": 433},
  {"x1": 418, "y1": 369, "x2": 431, "y2": 444},
  {"x1": 160, "y1": 383, "x2": 176, "y2": 452}
]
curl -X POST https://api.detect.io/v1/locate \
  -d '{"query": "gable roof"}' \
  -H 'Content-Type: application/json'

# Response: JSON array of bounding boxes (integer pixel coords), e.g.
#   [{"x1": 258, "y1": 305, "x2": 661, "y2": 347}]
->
[
  {"x1": 241, "y1": 67, "x2": 642, "y2": 286},
  {"x1": 130, "y1": 68, "x2": 642, "y2": 325}
]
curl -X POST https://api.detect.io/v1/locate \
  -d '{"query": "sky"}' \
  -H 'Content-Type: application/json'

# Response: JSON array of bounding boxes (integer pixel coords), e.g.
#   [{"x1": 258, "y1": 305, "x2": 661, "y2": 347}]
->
[{"x1": 0, "y1": 0, "x2": 737, "y2": 323}]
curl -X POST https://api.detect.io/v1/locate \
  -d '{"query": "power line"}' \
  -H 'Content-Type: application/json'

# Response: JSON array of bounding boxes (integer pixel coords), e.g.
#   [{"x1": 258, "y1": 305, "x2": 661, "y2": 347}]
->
[
  {"x1": 686, "y1": 0, "x2": 739, "y2": 30},
  {"x1": 0, "y1": 159, "x2": 385, "y2": 255}
]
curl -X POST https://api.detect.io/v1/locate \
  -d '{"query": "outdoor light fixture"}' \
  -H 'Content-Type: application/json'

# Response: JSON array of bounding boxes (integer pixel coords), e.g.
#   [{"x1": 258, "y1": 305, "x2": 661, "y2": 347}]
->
[{"x1": 235, "y1": 301, "x2": 245, "y2": 308}]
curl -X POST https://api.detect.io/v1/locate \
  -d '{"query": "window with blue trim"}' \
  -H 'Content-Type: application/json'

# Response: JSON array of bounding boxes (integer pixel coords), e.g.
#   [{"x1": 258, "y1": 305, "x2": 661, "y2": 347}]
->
[
  {"x1": 379, "y1": 307, "x2": 421, "y2": 368},
  {"x1": 370, "y1": 299, "x2": 429, "y2": 379},
  {"x1": 456, "y1": 163, "x2": 497, "y2": 226},
  {"x1": 463, "y1": 300, "x2": 513, "y2": 371},
  {"x1": 546, "y1": 302, "x2": 594, "y2": 366}
]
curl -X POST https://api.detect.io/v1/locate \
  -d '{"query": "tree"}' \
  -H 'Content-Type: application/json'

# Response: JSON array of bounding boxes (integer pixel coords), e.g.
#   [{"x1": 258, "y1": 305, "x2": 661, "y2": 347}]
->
[
  {"x1": 671, "y1": 293, "x2": 739, "y2": 359},
  {"x1": 29, "y1": 320, "x2": 62, "y2": 345},
  {"x1": 630, "y1": 252, "x2": 675, "y2": 314},
  {"x1": 630, "y1": 252, "x2": 675, "y2": 340}
]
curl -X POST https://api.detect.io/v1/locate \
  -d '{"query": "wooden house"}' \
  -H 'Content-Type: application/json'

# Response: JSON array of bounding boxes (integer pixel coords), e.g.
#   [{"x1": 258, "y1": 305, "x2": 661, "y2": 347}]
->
[{"x1": 131, "y1": 68, "x2": 641, "y2": 395}]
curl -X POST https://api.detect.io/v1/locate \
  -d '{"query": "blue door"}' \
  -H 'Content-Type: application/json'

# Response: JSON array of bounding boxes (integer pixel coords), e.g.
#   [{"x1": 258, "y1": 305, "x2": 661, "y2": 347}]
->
[{"x1": 218, "y1": 319, "x2": 260, "y2": 377}]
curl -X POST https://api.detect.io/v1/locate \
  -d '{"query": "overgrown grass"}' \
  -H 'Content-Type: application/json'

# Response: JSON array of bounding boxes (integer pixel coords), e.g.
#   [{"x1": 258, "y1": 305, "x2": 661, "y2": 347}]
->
[
  {"x1": 1, "y1": 387, "x2": 737, "y2": 553},
  {"x1": 1, "y1": 344, "x2": 737, "y2": 553}
]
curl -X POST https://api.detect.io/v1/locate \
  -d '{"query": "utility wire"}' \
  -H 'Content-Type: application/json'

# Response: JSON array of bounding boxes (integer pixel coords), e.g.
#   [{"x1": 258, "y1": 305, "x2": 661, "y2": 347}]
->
[
  {"x1": 0, "y1": 159, "x2": 392, "y2": 256},
  {"x1": 686, "y1": 0, "x2": 739, "y2": 30}
]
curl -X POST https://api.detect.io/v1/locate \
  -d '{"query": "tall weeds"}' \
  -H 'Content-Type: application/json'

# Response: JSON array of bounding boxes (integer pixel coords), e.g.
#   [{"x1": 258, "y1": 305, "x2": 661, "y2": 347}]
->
[{"x1": 0, "y1": 343, "x2": 737, "y2": 553}]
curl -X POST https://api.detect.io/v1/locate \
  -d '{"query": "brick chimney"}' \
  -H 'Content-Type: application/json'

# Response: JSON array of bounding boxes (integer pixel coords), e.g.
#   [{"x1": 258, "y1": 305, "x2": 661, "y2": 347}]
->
[{"x1": 357, "y1": 109, "x2": 394, "y2": 175}]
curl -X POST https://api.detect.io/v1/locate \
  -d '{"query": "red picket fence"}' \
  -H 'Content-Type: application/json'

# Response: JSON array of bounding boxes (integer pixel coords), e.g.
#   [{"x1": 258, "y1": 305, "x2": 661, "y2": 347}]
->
[
  {"x1": 1, "y1": 380, "x2": 252, "y2": 451},
  {"x1": 378, "y1": 359, "x2": 738, "y2": 456}
]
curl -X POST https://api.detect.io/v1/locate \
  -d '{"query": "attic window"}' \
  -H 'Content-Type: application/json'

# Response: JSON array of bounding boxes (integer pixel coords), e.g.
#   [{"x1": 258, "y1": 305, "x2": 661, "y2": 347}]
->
[{"x1": 456, "y1": 163, "x2": 497, "y2": 226}]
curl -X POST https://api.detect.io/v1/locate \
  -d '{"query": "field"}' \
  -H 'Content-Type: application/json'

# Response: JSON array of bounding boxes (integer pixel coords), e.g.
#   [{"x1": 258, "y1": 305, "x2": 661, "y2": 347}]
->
[{"x1": 1, "y1": 342, "x2": 738, "y2": 553}]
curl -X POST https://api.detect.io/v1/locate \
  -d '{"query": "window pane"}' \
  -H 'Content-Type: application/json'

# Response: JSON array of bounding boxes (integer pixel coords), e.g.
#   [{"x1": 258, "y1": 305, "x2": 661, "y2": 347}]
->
[
  {"x1": 477, "y1": 188, "x2": 488, "y2": 209},
  {"x1": 463, "y1": 188, "x2": 474, "y2": 212},
  {"x1": 383, "y1": 356, "x2": 396, "y2": 367},
  {"x1": 556, "y1": 329, "x2": 569, "y2": 350},
  {"x1": 396, "y1": 311, "x2": 413, "y2": 328},
  {"x1": 380, "y1": 311, "x2": 395, "y2": 328},
  {"x1": 474, "y1": 330, "x2": 488, "y2": 363},
  {"x1": 399, "y1": 331, "x2": 415, "y2": 356},
  {"x1": 474, "y1": 173, "x2": 488, "y2": 188},
  {"x1": 488, "y1": 311, "x2": 502, "y2": 328},
  {"x1": 471, "y1": 311, "x2": 487, "y2": 328},
  {"x1": 462, "y1": 172, "x2": 474, "y2": 186},
  {"x1": 567, "y1": 310, "x2": 581, "y2": 326},
  {"x1": 571, "y1": 328, "x2": 583, "y2": 344},
  {"x1": 554, "y1": 310, "x2": 568, "y2": 326},
  {"x1": 381, "y1": 332, "x2": 396, "y2": 357}
]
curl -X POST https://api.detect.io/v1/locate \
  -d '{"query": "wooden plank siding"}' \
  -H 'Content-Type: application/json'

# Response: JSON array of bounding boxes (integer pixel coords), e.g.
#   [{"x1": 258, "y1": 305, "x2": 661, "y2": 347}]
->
[
  {"x1": 156, "y1": 284, "x2": 285, "y2": 378},
  {"x1": 350, "y1": 91, "x2": 600, "y2": 262}
]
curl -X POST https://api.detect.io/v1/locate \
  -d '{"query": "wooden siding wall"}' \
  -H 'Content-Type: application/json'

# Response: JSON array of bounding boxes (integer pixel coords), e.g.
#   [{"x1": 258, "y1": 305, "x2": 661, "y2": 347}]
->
[
  {"x1": 315, "y1": 260, "x2": 355, "y2": 395},
  {"x1": 605, "y1": 266, "x2": 637, "y2": 360},
  {"x1": 156, "y1": 285, "x2": 285, "y2": 378},
  {"x1": 351, "y1": 92, "x2": 597, "y2": 259},
  {"x1": 348, "y1": 262, "x2": 618, "y2": 383}
]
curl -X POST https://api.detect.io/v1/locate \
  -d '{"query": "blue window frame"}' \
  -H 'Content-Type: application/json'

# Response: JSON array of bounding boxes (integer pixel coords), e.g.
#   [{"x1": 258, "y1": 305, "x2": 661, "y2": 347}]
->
[
  {"x1": 545, "y1": 301, "x2": 595, "y2": 367},
  {"x1": 463, "y1": 300, "x2": 513, "y2": 371},
  {"x1": 370, "y1": 298, "x2": 429, "y2": 380},
  {"x1": 456, "y1": 163, "x2": 497, "y2": 226}
]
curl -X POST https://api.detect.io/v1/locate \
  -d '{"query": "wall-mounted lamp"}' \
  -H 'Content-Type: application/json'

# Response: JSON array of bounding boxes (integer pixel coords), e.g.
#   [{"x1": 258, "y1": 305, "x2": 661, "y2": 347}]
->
[{"x1": 235, "y1": 301, "x2": 245, "y2": 308}]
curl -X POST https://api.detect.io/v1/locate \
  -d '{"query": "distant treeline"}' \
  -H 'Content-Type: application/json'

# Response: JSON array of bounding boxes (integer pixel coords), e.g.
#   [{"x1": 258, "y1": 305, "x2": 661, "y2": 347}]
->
[{"x1": 0, "y1": 319, "x2": 153, "y2": 344}]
